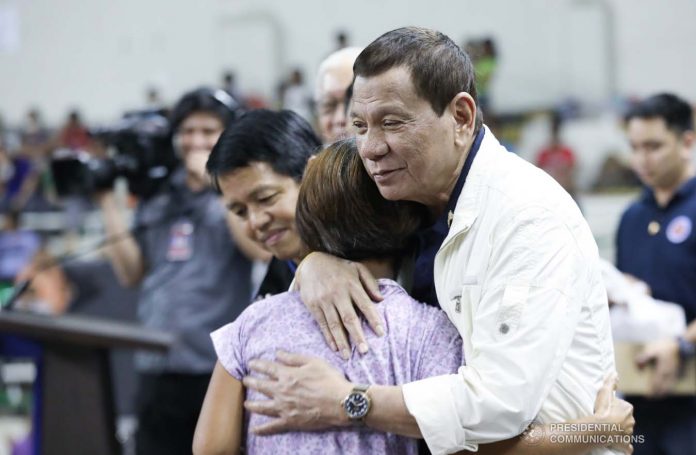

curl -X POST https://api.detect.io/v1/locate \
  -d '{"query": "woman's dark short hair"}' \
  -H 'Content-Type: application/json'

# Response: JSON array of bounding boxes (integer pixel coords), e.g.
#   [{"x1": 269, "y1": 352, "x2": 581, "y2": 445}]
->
[
  {"x1": 206, "y1": 109, "x2": 321, "y2": 192},
  {"x1": 624, "y1": 93, "x2": 694, "y2": 135},
  {"x1": 354, "y1": 26, "x2": 482, "y2": 130},
  {"x1": 170, "y1": 87, "x2": 244, "y2": 132},
  {"x1": 296, "y1": 139, "x2": 427, "y2": 261}
]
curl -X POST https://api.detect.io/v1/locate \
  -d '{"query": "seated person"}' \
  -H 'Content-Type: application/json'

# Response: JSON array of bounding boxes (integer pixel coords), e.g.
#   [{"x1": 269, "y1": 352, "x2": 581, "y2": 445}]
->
[{"x1": 194, "y1": 137, "x2": 634, "y2": 455}]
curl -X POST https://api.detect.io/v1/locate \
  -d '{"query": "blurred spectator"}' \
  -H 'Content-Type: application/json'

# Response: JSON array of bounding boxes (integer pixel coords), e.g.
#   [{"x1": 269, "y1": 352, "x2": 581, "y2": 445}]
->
[
  {"x1": 58, "y1": 110, "x2": 92, "y2": 151},
  {"x1": 55, "y1": 110, "x2": 95, "y2": 247},
  {"x1": 335, "y1": 30, "x2": 349, "y2": 50},
  {"x1": 0, "y1": 113, "x2": 21, "y2": 152},
  {"x1": 468, "y1": 37, "x2": 498, "y2": 117},
  {"x1": 0, "y1": 210, "x2": 41, "y2": 284},
  {"x1": 221, "y1": 70, "x2": 243, "y2": 106},
  {"x1": 0, "y1": 136, "x2": 39, "y2": 213},
  {"x1": 535, "y1": 112, "x2": 578, "y2": 200},
  {"x1": 145, "y1": 87, "x2": 165, "y2": 110},
  {"x1": 314, "y1": 47, "x2": 362, "y2": 144},
  {"x1": 20, "y1": 109, "x2": 51, "y2": 153},
  {"x1": 279, "y1": 68, "x2": 312, "y2": 121},
  {"x1": 20, "y1": 109, "x2": 58, "y2": 211}
]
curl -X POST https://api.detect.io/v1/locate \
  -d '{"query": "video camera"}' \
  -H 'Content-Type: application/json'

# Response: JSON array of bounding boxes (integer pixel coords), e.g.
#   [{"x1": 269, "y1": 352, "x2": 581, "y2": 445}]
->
[{"x1": 51, "y1": 109, "x2": 178, "y2": 199}]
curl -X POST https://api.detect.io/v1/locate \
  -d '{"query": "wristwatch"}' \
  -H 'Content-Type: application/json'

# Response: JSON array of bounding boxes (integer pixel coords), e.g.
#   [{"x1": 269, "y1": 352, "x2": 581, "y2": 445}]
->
[{"x1": 341, "y1": 384, "x2": 372, "y2": 424}]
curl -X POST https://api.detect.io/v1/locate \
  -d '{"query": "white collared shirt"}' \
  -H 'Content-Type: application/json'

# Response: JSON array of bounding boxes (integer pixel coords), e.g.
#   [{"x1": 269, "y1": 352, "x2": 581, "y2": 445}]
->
[{"x1": 402, "y1": 127, "x2": 616, "y2": 455}]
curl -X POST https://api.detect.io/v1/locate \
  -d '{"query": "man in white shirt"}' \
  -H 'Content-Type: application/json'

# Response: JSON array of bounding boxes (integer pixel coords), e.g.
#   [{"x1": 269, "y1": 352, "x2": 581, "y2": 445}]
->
[{"x1": 242, "y1": 27, "x2": 619, "y2": 455}]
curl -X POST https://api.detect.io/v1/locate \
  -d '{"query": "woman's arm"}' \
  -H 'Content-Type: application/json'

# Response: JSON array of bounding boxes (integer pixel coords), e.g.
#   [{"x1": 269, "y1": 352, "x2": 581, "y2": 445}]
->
[{"x1": 193, "y1": 362, "x2": 244, "y2": 455}]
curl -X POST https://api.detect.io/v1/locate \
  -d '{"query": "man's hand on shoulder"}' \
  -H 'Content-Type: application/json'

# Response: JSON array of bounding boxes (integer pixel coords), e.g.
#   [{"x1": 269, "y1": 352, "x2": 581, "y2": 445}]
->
[{"x1": 295, "y1": 252, "x2": 385, "y2": 359}]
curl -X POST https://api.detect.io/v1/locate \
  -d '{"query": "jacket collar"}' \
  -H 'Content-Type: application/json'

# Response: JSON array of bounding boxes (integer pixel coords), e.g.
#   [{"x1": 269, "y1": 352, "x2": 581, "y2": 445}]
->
[{"x1": 441, "y1": 125, "x2": 501, "y2": 245}]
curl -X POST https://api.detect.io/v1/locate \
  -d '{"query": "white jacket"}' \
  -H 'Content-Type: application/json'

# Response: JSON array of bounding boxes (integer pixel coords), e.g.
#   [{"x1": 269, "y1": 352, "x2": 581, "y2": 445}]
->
[{"x1": 402, "y1": 127, "x2": 616, "y2": 454}]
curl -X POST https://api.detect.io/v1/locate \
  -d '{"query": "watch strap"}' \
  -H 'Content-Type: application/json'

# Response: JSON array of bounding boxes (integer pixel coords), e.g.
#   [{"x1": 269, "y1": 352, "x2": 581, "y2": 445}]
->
[{"x1": 353, "y1": 384, "x2": 370, "y2": 393}]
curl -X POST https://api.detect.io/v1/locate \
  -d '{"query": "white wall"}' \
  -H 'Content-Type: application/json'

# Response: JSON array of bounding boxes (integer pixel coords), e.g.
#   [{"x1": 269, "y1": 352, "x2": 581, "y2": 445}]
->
[{"x1": 1, "y1": 0, "x2": 695, "y2": 124}]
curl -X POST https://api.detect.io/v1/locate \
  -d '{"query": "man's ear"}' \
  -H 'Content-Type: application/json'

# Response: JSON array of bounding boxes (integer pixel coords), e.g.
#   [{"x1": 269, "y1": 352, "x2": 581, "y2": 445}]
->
[
  {"x1": 450, "y1": 92, "x2": 477, "y2": 147},
  {"x1": 681, "y1": 130, "x2": 695, "y2": 150}
]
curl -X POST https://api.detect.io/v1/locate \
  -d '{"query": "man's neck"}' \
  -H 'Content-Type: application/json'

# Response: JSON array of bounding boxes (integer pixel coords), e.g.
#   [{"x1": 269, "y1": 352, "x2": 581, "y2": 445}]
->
[
  {"x1": 653, "y1": 165, "x2": 695, "y2": 207},
  {"x1": 426, "y1": 135, "x2": 476, "y2": 220}
]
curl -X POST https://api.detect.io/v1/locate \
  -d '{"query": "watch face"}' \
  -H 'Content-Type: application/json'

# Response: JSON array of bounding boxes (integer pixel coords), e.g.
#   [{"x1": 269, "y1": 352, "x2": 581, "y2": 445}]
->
[{"x1": 344, "y1": 392, "x2": 370, "y2": 419}]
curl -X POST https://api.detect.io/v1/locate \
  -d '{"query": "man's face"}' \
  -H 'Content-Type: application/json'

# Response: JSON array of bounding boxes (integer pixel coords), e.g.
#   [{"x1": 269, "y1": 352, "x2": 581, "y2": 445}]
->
[
  {"x1": 350, "y1": 66, "x2": 462, "y2": 207},
  {"x1": 315, "y1": 64, "x2": 354, "y2": 144},
  {"x1": 627, "y1": 117, "x2": 691, "y2": 190},
  {"x1": 217, "y1": 162, "x2": 303, "y2": 261},
  {"x1": 176, "y1": 112, "x2": 225, "y2": 179}
]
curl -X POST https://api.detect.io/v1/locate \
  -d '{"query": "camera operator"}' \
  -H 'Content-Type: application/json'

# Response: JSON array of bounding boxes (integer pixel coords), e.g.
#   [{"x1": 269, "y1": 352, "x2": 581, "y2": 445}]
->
[{"x1": 97, "y1": 88, "x2": 268, "y2": 455}]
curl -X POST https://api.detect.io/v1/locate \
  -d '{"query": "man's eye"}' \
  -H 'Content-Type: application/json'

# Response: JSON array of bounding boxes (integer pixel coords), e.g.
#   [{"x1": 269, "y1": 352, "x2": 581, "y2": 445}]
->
[
  {"x1": 352, "y1": 121, "x2": 367, "y2": 132},
  {"x1": 383, "y1": 120, "x2": 400, "y2": 128},
  {"x1": 232, "y1": 207, "x2": 247, "y2": 219},
  {"x1": 259, "y1": 194, "x2": 278, "y2": 204}
]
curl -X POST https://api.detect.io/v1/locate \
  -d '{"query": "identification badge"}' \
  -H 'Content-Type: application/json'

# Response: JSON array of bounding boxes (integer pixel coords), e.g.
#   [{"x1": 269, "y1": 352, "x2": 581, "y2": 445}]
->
[{"x1": 166, "y1": 220, "x2": 194, "y2": 261}]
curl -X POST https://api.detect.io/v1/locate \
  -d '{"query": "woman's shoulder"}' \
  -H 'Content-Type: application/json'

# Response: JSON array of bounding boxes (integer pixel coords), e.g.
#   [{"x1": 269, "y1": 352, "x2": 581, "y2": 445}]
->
[
  {"x1": 241, "y1": 291, "x2": 305, "y2": 323},
  {"x1": 377, "y1": 279, "x2": 452, "y2": 327}
]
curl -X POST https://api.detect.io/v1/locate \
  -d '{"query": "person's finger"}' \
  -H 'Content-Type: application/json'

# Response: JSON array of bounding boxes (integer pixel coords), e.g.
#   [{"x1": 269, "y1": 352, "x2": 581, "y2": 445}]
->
[
  {"x1": 322, "y1": 302, "x2": 351, "y2": 360},
  {"x1": 275, "y1": 350, "x2": 314, "y2": 367},
  {"x1": 248, "y1": 359, "x2": 282, "y2": 380},
  {"x1": 338, "y1": 290, "x2": 369, "y2": 354},
  {"x1": 594, "y1": 372, "x2": 617, "y2": 413},
  {"x1": 251, "y1": 418, "x2": 291, "y2": 435},
  {"x1": 243, "y1": 375, "x2": 278, "y2": 398},
  {"x1": 244, "y1": 399, "x2": 281, "y2": 417},
  {"x1": 634, "y1": 347, "x2": 655, "y2": 368},
  {"x1": 308, "y1": 304, "x2": 338, "y2": 352},
  {"x1": 351, "y1": 277, "x2": 385, "y2": 340},
  {"x1": 356, "y1": 263, "x2": 384, "y2": 302}
]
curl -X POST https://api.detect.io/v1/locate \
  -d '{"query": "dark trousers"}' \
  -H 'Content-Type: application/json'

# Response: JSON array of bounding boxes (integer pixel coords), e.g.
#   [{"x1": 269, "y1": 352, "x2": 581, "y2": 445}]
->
[
  {"x1": 629, "y1": 396, "x2": 696, "y2": 455},
  {"x1": 136, "y1": 372, "x2": 212, "y2": 455}
]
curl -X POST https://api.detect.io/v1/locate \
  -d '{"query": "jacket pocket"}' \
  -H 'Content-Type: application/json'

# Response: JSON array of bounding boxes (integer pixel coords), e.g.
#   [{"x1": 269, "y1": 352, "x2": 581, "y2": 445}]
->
[{"x1": 494, "y1": 285, "x2": 529, "y2": 341}]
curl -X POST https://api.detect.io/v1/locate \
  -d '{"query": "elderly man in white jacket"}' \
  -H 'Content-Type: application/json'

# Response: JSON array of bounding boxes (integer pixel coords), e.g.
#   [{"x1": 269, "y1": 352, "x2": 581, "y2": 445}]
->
[{"x1": 242, "y1": 27, "x2": 622, "y2": 455}]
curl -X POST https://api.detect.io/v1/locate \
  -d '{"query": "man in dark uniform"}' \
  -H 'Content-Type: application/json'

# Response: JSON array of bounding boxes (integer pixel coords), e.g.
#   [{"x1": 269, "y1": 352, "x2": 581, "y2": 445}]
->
[{"x1": 617, "y1": 93, "x2": 696, "y2": 455}]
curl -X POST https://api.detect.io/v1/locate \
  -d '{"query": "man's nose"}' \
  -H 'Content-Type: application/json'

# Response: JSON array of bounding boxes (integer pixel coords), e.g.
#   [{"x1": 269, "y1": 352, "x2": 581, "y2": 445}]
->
[
  {"x1": 358, "y1": 128, "x2": 389, "y2": 161},
  {"x1": 248, "y1": 207, "x2": 271, "y2": 232}
]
